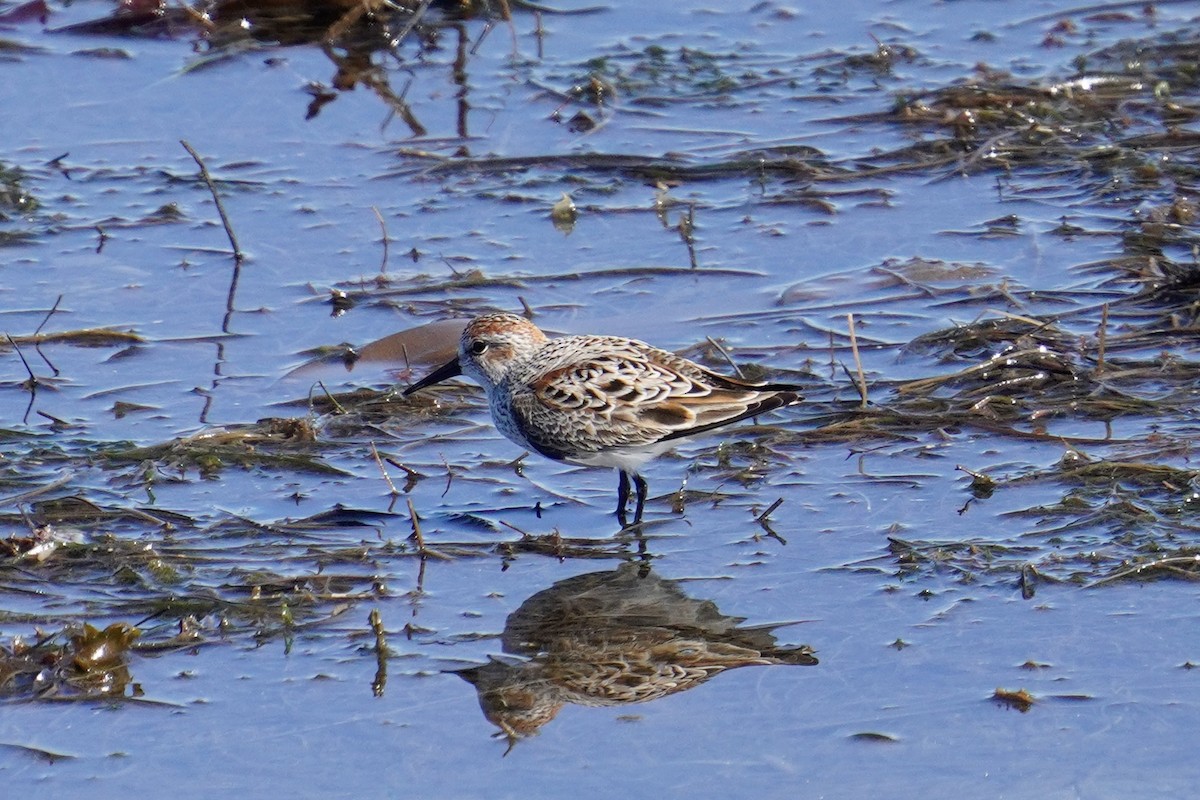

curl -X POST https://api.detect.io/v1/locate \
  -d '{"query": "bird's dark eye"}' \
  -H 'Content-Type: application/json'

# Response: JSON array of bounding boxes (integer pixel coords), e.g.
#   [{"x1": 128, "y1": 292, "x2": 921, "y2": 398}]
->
[{"x1": 469, "y1": 340, "x2": 489, "y2": 356}]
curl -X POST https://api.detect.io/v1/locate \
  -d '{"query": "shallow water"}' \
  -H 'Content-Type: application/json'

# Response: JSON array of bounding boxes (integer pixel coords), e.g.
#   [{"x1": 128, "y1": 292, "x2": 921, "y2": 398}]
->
[{"x1": 2, "y1": 0, "x2": 1200, "y2": 795}]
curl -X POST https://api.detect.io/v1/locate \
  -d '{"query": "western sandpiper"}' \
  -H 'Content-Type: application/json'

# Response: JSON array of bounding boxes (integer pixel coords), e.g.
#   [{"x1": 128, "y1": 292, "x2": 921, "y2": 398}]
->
[{"x1": 403, "y1": 313, "x2": 802, "y2": 526}]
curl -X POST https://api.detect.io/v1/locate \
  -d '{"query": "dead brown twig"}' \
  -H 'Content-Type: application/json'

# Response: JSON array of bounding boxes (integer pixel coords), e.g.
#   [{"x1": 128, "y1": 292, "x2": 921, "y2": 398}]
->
[{"x1": 180, "y1": 140, "x2": 243, "y2": 262}]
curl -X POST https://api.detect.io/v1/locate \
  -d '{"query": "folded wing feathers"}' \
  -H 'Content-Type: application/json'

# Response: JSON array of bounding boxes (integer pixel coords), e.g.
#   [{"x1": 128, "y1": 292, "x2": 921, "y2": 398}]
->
[{"x1": 520, "y1": 347, "x2": 799, "y2": 453}]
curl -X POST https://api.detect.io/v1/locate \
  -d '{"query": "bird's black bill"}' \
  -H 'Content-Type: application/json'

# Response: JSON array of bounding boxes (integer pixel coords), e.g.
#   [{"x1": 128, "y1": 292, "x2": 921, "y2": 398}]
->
[{"x1": 403, "y1": 357, "x2": 463, "y2": 396}]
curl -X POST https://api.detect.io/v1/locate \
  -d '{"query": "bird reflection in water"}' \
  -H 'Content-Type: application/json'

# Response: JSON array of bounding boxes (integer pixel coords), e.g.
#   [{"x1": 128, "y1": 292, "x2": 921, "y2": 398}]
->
[{"x1": 456, "y1": 564, "x2": 817, "y2": 743}]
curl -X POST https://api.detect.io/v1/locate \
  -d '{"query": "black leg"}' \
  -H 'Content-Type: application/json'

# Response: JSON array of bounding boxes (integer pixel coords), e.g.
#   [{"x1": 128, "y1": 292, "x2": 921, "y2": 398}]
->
[
  {"x1": 631, "y1": 473, "x2": 648, "y2": 525},
  {"x1": 616, "y1": 470, "x2": 631, "y2": 526}
]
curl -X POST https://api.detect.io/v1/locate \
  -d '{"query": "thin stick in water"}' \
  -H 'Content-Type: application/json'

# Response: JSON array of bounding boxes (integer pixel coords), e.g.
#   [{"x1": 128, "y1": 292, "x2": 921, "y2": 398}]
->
[
  {"x1": 372, "y1": 206, "x2": 390, "y2": 275},
  {"x1": 316, "y1": 380, "x2": 347, "y2": 414},
  {"x1": 755, "y1": 497, "x2": 784, "y2": 523},
  {"x1": 389, "y1": 0, "x2": 435, "y2": 49},
  {"x1": 180, "y1": 140, "x2": 243, "y2": 262},
  {"x1": 369, "y1": 608, "x2": 388, "y2": 697},
  {"x1": 8, "y1": 334, "x2": 39, "y2": 424},
  {"x1": 32, "y1": 294, "x2": 62, "y2": 376},
  {"x1": 441, "y1": 454, "x2": 454, "y2": 497},
  {"x1": 32, "y1": 294, "x2": 63, "y2": 338},
  {"x1": 383, "y1": 456, "x2": 424, "y2": 490},
  {"x1": 6, "y1": 334, "x2": 38, "y2": 391},
  {"x1": 705, "y1": 336, "x2": 746, "y2": 379},
  {"x1": 1096, "y1": 303, "x2": 1109, "y2": 374},
  {"x1": 828, "y1": 329, "x2": 836, "y2": 379},
  {"x1": 371, "y1": 442, "x2": 400, "y2": 496},
  {"x1": 846, "y1": 313, "x2": 868, "y2": 408},
  {"x1": 406, "y1": 497, "x2": 425, "y2": 554}
]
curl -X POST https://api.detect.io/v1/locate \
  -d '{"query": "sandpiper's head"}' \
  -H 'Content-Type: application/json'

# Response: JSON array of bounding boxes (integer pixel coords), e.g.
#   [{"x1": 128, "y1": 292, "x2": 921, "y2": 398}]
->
[
  {"x1": 403, "y1": 313, "x2": 547, "y2": 396},
  {"x1": 457, "y1": 313, "x2": 548, "y2": 389}
]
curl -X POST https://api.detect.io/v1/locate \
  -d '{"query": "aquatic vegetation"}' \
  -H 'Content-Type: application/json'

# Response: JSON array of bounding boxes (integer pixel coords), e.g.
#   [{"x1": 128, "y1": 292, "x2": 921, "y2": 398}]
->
[{"x1": 1, "y1": 2, "x2": 1199, "y2": 792}]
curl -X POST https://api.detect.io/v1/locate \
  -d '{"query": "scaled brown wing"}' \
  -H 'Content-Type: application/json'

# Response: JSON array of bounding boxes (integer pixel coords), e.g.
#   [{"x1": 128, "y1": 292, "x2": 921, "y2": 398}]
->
[{"x1": 512, "y1": 351, "x2": 799, "y2": 454}]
